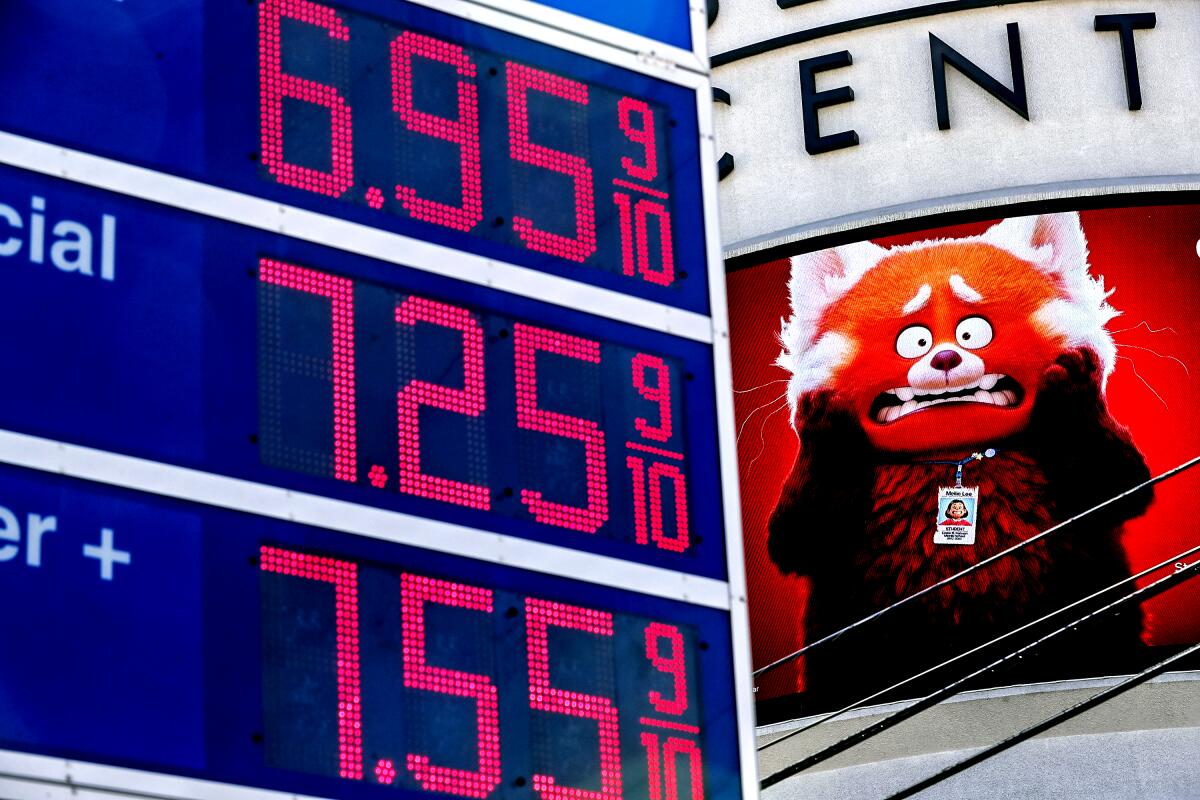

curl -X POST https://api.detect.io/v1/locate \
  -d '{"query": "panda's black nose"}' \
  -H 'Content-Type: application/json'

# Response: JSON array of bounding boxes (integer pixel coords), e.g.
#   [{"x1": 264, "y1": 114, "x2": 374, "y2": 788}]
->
[{"x1": 930, "y1": 349, "x2": 962, "y2": 372}]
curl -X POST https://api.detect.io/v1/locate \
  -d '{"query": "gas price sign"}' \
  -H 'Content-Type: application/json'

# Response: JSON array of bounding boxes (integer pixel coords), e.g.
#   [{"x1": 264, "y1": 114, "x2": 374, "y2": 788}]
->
[
  {"x1": 0, "y1": 0, "x2": 710, "y2": 312},
  {"x1": 0, "y1": 0, "x2": 752, "y2": 797},
  {"x1": 0, "y1": 463, "x2": 741, "y2": 800},
  {"x1": 259, "y1": 257, "x2": 699, "y2": 545},
  {"x1": 0, "y1": 165, "x2": 725, "y2": 578}
]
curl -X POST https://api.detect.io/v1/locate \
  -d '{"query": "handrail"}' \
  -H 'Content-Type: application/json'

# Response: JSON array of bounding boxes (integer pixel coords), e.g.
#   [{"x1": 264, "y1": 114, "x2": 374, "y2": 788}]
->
[
  {"x1": 883, "y1": 641, "x2": 1200, "y2": 800},
  {"x1": 757, "y1": 541, "x2": 1200, "y2": 753},
  {"x1": 754, "y1": 455, "x2": 1200, "y2": 679},
  {"x1": 759, "y1": 555, "x2": 1200, "y2": 788}
]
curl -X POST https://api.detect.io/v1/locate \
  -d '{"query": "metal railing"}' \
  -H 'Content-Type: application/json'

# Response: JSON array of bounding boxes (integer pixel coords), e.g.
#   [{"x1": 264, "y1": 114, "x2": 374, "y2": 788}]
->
[{"x1": 755, "y1": 455, "x2": 1200, "y2": 794}]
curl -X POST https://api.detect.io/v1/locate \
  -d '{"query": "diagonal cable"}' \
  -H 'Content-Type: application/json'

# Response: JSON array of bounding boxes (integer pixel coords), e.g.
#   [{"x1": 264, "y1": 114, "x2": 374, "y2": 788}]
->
[
  {"x1": 758, "y1": 542, "x2": 1200, "y2": 753},
  {"x1": 882, "y1": 640, "x2": 1200, "y2": 800},
  {"x1": 754, "y1": 455, "x2": 1200, "y2": 679},
  {"x1": 759, "y1": 556, "x2": 1200, "y2": 788}
]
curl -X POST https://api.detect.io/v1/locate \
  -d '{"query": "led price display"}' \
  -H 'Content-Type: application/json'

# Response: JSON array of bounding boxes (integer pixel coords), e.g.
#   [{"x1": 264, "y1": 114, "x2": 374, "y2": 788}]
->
[
  {"x1": 0, "y1": 0, "x2": 710, "y2": 312},
  {"x1": 261, "y1": 545, "x2": 709, "y2": 799},
  {"x1": 0, "y1": 461, "x2": 741, "y2": 799},
  {"x1": 0, "y1": 164, "x2": 724, "y2": 575},
  {"x1": 260, "y1": 257, "x2": 698, "y2": 552},
  {"x1": 259, "y1": 0, "x2": 686, "y2": 289}
]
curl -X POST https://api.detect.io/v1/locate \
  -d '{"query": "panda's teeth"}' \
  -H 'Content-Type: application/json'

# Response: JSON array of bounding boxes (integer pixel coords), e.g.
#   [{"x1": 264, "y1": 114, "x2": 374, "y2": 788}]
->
[
  {"x1": 979, "y1": 374, "x2": 1000, "y2": 390},
  {"x1": 975, "y1": 390, "x2": 995, "y2": 404},
  {"x1": 895, "y1": 387, "x2": 915, "y2": 401}
]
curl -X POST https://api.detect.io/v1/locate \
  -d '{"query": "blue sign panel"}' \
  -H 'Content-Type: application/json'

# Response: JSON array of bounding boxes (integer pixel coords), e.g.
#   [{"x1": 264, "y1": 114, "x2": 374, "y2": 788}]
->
[
  {"x1": 0, "y1": 0, "x2": 707, "y2": 313},
  {"x1": 0, "y1": 164, "x2": 725, "y2": 580},
  {"x1": 0, "y1": 462, "x2": 740, "y2": 800},
  {"x1": 531, "y1": 0, "x2": 693, "y2": 51}
]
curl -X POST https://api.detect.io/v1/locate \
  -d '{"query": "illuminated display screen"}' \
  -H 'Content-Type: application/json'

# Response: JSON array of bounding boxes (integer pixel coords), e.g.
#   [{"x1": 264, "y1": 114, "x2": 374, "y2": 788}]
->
[
  {"x1": 0, "y1": 0, "x2": 709, "y2": 312},
  {"x1": 0, "y1": 463, "x2": 741, "y2": 799},
  {"x1": 261, "y1": 546, "x2": 709, "y2": 796},
  {"x1": 728, "y1": 204, "x2": 1200, "y2": 714},
  {"x1": 260, "y1": 258, "x2": 696, "y2": 546},
  {"x1": 261, "y1": 0, "x2": 683, "y2": 287},
  {"x1": 0, "y1": 164, "x2": 725, "y2": 578}
]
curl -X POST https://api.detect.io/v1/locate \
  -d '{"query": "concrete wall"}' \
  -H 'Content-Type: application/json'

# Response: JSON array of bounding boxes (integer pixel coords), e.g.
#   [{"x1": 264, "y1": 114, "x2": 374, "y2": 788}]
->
[
  {"x1": 710, "y1": 0, "x2": 1200, "y2": 257},
  {"x1": 757, "y1": 671, "x2": 1200, "y2": 799}
]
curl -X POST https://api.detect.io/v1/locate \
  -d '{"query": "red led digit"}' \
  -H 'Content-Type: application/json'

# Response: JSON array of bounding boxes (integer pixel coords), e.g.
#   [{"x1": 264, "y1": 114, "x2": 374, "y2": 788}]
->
[
  {"x1": 259, "y1": 259, "x2": 357, "y2": 482},
  {"x1": 258, "y1": 0, "x2": 354, "y2": 198},
  {"x1": 525, "y1": 598, "x2": 622, "y2": 800},
  {"x1": 617, "y1": 98, "x2": 658, "y2": 182},
  {"x1": 259, "y1": 546, "x2": 363, "y2": 780},
  {"x1": 649, "y1": 462, "x2": 689, "y2": 553},
  {"x1": 633, "y1": 200, "x2": 675, "y2": 286},
  {"x1": 632, "y1": 354, "x2": 672, "y2": 442},
  {"x1": 614, "y1": 193, "x2": 636, "y2": 277},
  {"x1": 626, "y1": 456, "x2": 649, "y2": 546},
  {"x1": 513, "y1": 324, "x2": 608, "y2": 533},
  {"x1": 395, "y1": 296, "x2": 490, "y2": 510},
  {"x1": 641, "y1": 733, "x2": 663, "y2": 800},
  {"x1": 662, "y1": 738, "x2": 704, "y2": 800},
  {"x1": 626, "y1": 458, "x2": 690, "y2": 553},
  {"x1": 641, "y1": 734, "x2": 704, "y2": 800},
  {"x1": 391, "y1": 32, "x2": 483, "y2": 232},
  {"x1": 401, "y1": 574, "x2": 501, "y2": 798},
  {"x1": 506, "y1": 62, "x2": 596, "y2": 263},
  {"x1": 644, "y1": 623, "x2": 687, "y2": 715},
  {"x1": 613, "y1": 195, "x2": 675, "y2": 286}
]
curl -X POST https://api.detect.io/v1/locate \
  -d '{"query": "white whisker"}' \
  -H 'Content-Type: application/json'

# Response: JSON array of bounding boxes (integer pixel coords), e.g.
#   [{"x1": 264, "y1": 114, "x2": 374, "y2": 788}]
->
[
  {"x1": 1116, "y1": 344, "x2": 1190, "y2": 375},
  {"x1": 746, "y1": 400, "x2": 793, "y2": 472},
  {"x1": 737, "y1": 395, "x2": 788, "y2": 445},
  {"x1": 1116, "y1": 354, "x2": 1169, "y2": 410},
  {"x1": 1110, "y1": 320, "x2": 1178, "y2": 336},
  {"x1": 734, "y1": 379, "x2": 790, "y2": 394}
]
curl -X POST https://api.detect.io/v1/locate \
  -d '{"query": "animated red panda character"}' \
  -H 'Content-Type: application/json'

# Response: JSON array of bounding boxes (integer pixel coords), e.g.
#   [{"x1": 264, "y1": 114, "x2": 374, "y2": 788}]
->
[{"x1": 768, "y1": 212, "x2": 1153, "y2": 705}]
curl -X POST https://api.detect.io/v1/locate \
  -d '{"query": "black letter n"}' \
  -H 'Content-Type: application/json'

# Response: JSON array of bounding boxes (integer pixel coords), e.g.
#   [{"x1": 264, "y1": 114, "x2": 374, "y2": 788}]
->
[{"x1": 930, "y1": 22, "x2": 1029, "y2": 131}]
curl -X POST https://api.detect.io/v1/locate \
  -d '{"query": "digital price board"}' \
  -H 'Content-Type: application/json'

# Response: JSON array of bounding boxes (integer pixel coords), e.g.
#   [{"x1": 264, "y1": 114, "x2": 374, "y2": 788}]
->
[
  {"x1": 0, "y1": 0, "x2": 710, "y2": 313},
  {"x1": 0, "y1": 462, "x2": 741, "y2": 800},
  {"x1": 0, "y1": 165, "x2": 724, "y2": 578},
  {"x1": 0, "y1": 0, "x2": 753, "y2": 797}
]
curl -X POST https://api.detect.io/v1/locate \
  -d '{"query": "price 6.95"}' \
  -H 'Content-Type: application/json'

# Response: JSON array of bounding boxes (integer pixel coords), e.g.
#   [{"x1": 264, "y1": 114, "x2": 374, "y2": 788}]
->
[{"x1": 259, "y1": 0, "x2": 678, "y2": 286}]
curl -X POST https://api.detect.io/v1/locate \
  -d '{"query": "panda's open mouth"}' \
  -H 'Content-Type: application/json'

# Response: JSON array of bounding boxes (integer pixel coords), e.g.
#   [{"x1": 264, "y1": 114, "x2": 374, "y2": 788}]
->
[{"x1": 869, "y1": 374, "x2": 1024, "y2": 424}]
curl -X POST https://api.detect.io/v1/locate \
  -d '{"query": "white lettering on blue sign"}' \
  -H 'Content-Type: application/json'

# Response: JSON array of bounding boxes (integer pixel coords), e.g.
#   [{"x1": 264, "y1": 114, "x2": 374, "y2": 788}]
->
[
  {"x1": 0, "y1": 195, "x2": 116, "y2": 280},
  {"x1": 82, "y1": 527, "x2": 130, "y2": 581}
]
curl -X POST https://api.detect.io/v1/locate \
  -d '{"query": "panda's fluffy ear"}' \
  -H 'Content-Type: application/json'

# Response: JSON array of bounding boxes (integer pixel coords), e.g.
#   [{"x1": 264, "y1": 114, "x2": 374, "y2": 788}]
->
[
  {"x1": 985, "y1": 212, "x2": 1119, "y2": 384},
  {"x1": 778, "y1": 241, "x2": 886, "y2": 423},
  {"x1": 786, "y1": 241, "x2": 889, "y2": 332},
  {"x1": 980, "y1": 213, "x2": 1088, "y2": 283}
]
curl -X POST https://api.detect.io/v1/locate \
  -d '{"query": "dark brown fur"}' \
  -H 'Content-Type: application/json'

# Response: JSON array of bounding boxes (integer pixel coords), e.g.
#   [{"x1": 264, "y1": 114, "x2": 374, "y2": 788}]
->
[{"x1": 768, "y1": 349, "x2": 1153, "y2": 706}]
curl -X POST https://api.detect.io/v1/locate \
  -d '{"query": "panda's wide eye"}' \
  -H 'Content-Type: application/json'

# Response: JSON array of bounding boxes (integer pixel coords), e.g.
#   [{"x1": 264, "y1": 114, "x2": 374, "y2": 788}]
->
[
  {"x1": 956, "y1": 316, "x2": 993, "y2": 349},
  {"x1": 896, "y1": 325, "x2": 934, "y2": 359}
]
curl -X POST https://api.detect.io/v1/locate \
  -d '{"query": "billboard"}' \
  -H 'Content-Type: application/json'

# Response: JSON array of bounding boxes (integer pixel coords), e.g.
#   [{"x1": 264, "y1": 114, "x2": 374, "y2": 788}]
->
[{"x1": 728, "y1": 202, "x2": 1200, "y2": 715}]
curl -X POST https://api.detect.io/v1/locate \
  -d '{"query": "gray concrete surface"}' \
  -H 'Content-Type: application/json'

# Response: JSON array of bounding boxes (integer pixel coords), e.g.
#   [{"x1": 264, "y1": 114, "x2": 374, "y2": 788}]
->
[{"x1": 758, "y1": 671, "x2": 1200, "y2": 799}]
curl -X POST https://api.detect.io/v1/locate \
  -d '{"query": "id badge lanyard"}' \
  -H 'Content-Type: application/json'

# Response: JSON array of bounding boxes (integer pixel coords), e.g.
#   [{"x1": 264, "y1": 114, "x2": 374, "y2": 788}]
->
[{"x1": 924, "y1": 448, "x2": 997, "y2": 546}]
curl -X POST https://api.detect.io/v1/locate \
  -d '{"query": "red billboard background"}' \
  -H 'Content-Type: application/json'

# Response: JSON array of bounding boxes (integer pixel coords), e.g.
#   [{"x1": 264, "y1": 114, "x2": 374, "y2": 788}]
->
[{"x1": 728, "y1": 204, "x2": 1200, "y2": 702}]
